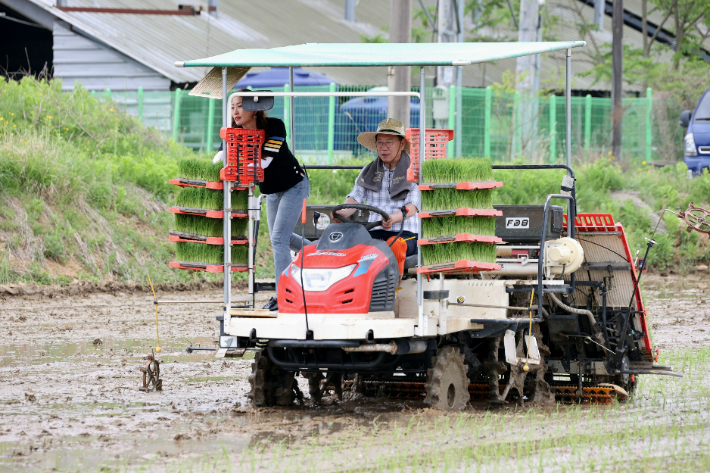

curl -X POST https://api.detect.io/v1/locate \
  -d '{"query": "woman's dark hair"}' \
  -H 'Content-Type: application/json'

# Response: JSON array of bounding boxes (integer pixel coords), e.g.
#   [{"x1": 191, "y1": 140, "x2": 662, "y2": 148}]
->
[{"x1": 232, "y1": 88, "x2": 269, "y2": 129}]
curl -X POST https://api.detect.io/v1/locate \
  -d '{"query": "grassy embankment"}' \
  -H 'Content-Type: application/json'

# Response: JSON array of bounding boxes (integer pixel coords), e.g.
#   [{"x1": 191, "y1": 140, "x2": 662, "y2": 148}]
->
[
  {"x1": 0, "y1": 78, "x2": 707, "y2": 287},
  {"x1": 0, "y1": 77, "x2": 199, "y2": 287}
]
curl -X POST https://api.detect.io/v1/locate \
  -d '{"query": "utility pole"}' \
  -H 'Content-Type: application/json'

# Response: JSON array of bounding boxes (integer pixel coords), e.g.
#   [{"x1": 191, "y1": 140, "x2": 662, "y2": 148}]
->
[
  {"x1": 593, "y1": 0, "x2": 604, "y2": 31},
  {"x1": 436, "y1": 0, "x2": 457, "y2": 88},
  {"x1": 434, "y1": 0, "x2": 457, "y2": 129},
  {"x1": 388, "y1": 0, "x2": 412, "y2": 128},
  {"x1": 455, "y1": 0, "x2": 464, "y2": 157},
  {"x1": 612, "y1": 0, "x2": 623, "y2": 160},
  {"x1": 345, "y1": 0, "x2": 356, "y2": 22},
  {"x1": 516, "y1": 0, "x2": 541, "y2": 160}
]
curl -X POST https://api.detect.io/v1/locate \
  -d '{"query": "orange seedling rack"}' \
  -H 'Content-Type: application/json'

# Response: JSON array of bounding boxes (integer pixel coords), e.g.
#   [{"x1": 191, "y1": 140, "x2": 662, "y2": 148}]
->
[
  {"x1": 406, "y1": 128, "x2": 454, "y2": 183},
  {"x1": 417, "y1": 234, "x2": 502, "y2": 246},
  {"x1": 168, "y1": 232, "x2": 248, "y2": 246},
  {"x1": 219, "y1": 127, "x2": 265, "y2": 185},
  {"x1": 169, "y1": 262, "x2": 249, "y2": 273},
  {"x1": 417, "y1": 260, "x2": 502, "y2": 275},
  {"x1": 169, "y1": 207, "x2": 248, "y2": 219}
]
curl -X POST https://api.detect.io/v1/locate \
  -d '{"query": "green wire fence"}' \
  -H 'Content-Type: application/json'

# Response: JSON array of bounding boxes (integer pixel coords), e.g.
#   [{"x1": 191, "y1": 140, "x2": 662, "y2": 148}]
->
[{"x1": 110, "y1": 86, "x2": 681, "y2": 165}]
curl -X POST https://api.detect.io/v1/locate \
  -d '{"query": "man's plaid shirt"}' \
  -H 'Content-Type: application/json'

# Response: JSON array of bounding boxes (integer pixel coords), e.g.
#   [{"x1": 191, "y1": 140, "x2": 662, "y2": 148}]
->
[{"x1": 347, "y1": 165, "x2": 420, "y2": 233}]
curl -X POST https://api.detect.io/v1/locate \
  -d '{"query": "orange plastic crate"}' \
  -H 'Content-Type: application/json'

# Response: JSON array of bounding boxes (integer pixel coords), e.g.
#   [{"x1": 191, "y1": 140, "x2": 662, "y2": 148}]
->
[
  {"x1": 219, "y1": 127, "x2": 265, "y2": 185},
  {"x1": 406, "y1": 128, "x2": 454, "y2": 183}
]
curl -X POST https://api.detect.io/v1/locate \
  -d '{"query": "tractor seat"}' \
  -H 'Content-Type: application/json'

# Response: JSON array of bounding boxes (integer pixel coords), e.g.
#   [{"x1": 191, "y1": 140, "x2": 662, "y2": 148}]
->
[{"x1": 404, "y1": 255, "x2": 418, "y2": 271}]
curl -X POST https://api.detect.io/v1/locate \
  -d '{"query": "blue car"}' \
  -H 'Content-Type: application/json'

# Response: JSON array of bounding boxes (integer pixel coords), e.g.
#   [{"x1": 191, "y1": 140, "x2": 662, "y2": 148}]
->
[{"x1": 681, "y1": 88, "x2": 710, "y2": 173}]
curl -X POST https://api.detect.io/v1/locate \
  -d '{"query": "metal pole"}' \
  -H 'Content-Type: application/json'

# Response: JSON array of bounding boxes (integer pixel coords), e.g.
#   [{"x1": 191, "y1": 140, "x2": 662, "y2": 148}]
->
[
  {"x1": 206, "y1": 97, "x2": 215, "y2": 152},
  {"x1": 222, "y1": 67, "x2": 231, "y2": 329},
  {"x1": 137, "y1": 86, "x2": 144, "y2": 121},
  {"x1": 289, "y1": 67, "x2": 295, "y2": 152},
  {"x1": 484, "y1": 86, "x2": 491, "y2": 158},
  {"x1": 327, "y1": 82, "x2": 336, "y2": 163},
  {"x1": 565, "y1": 49, "x2": 572, "y2": 168},
  {"x1": 172, "y1": 88, "x2": 182, "y2": 141},
  {"x1": 417, "y1": 66, "x2": 425, "y2": 332},
  {"x1": 455, "y1": 0, "x2": 464, "y2": 158}
]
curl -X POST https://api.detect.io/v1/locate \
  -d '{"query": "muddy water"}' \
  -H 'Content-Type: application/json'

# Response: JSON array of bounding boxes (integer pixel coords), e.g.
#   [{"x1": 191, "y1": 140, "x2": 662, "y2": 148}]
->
[{"x1": 0, "y1": 273, "x2": 708, "y2": 471}]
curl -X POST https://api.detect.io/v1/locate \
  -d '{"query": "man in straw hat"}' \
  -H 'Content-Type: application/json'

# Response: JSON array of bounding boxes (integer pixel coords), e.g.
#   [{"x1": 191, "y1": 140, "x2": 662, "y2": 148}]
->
[{"x1": 333, "y1": 118, "x2": 420, "y2": 273}]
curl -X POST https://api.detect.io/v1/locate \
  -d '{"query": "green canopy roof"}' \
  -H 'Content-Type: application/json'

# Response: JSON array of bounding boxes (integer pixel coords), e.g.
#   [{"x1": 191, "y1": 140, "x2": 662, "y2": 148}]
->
[{"x1": 177, "y1": 41, "x2": 585, "y2": 68}]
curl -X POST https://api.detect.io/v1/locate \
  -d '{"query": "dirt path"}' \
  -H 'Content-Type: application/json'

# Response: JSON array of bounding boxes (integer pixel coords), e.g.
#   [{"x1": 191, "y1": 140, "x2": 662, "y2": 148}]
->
[{"x1": 0, "y1": 272, "x2": 708, "y2": 471}]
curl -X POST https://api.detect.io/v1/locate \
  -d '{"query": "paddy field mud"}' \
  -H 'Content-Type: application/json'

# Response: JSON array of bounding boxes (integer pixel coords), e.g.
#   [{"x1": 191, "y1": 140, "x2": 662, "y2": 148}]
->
[{"x1": 0, "y1": 272, "x2": 709, "y2": 472}]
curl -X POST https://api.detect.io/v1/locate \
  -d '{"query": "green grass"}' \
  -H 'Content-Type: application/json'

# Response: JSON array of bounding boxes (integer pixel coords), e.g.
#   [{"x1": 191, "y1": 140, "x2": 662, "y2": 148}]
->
[
  {"x1": 174, "y1": 187, "x2": 248, "y2": 211},
  {"x1": 421, "y1": 242, "x2": 497, "y2": 265},
  {"x1": 173, "y1": 214, "x2": 248, "y2": 238},
  {"x1": 175, "y1": 242, "x2": 248, "y2": 265},
  {"x1": 422, "y1": 216, "x2": 496, "y2": 238},
  {"x1": 421, "y1": 157, "x2": 493, "y2": 183},
  {"x1": 177, "y1": 157, "x2": 222, "y2": 182},
  {"x1": 421, "y1": 189, "x2": 493, "y2": 211}
]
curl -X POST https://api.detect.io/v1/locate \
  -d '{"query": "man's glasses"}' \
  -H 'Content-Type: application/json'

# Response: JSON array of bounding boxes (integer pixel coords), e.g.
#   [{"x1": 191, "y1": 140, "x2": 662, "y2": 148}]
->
[{"x1": 376, "y1": 140, "x2": 400, "y2": 149}]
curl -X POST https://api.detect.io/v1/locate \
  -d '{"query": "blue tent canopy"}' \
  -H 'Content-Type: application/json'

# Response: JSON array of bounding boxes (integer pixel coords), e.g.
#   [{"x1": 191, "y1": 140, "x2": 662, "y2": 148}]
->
[{"x1": 235, "y1": 67, "x2": 336, "y2": 89}]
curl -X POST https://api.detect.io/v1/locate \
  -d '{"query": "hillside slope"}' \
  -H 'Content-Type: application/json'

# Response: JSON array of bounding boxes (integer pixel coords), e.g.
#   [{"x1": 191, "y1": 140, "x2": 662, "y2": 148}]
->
[{"x1": 0, "y1": 77, "x2": 208, "y2": 288}]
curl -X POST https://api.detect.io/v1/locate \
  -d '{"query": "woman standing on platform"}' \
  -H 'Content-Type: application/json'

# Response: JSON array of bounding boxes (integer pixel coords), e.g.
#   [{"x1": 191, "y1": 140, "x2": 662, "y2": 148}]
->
[{"x1": 215, "y1": 90, "x2": 309, "y2": 311}]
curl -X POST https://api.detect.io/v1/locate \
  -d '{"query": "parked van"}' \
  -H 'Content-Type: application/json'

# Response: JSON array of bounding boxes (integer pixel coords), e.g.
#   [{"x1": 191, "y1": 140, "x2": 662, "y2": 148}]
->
[{"x1": 680, "y1": 87, "x2": 710, "y2": 174}]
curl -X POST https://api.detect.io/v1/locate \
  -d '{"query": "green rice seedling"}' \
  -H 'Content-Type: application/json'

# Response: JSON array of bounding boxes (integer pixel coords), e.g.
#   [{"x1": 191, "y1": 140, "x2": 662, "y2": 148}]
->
[
  {"x1": 421, "y1": 242, "x2": 496, "y2": 265},
  {"x1": 421, "y1": 157, "x2": 493, "y2": 183},
  {"x1": 177, "y1": 157, "x2": 222, "y2": 182},
  {"x1": 422, "y1": 216, "x2": 496, "y2": 238},
  {"x1": 421, "y1": 189, "x2": 493, "y2": 210},
  {"x1": 175, "y1": 242, "x2": 248, "y2": 265},
  {"x1": 173, "y1": 214, "x2": 248, "y2": 238},
  {"x1": 174, "y1": 187, "x2": 248, "y2": 211}
]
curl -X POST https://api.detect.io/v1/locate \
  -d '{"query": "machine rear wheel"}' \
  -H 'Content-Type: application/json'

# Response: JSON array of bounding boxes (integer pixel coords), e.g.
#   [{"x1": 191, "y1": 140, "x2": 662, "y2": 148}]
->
[{"x1": 424, "y1": 346, "x2": 470, "y2": 411}]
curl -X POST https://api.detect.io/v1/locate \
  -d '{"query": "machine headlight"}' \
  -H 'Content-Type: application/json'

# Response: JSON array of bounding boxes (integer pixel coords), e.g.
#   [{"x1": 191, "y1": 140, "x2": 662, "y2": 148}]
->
[
  {"x1": 684, "y1": 133, "x2": 698, "y2": 157},
  {"x1": 291, "y1": 264, "x2": 356, "y2": 292}
]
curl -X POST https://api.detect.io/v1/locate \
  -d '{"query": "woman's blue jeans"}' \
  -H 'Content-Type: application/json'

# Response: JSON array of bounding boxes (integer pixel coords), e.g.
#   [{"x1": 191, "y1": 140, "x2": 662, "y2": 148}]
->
[{"x1": 265, "y1": 177, "x2": 310, "y2": 292}]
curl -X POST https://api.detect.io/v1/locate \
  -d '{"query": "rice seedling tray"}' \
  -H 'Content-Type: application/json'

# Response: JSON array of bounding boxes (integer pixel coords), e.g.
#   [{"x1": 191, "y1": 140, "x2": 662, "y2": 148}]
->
[
  {"x1": 417, "y1": 234, "x2": 502, "y2": 246},
  {"x1": 417, "y1": 260, "x2": 502, "y2": 275},
  {"x1": 168, "y1": 231, "x2": 248, "y2": 245},
  {"x1": 169, "y1": 178, "x2": 249, "y2": 191},
  {"x1": 169, "y1": 207, "x2": 248, "y2": 219},
  {"x1": 418, "y1": 209, "x2": 502, "y2": 218},
  {"x1": 169, "y1": 261, "x2": 248, "y2": 273},
  {"x1": 419, "y1": 181, "x2": 503, "y2": 191}
]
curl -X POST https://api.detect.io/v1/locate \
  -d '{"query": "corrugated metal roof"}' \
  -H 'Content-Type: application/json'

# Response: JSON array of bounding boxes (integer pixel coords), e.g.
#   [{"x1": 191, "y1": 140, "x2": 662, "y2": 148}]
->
[{"x1": 25, "y1": 0, "x2": 679, "y2": 89}]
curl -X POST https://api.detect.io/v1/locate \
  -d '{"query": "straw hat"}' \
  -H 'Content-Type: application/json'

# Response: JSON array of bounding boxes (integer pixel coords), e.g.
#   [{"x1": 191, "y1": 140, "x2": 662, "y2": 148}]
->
[{"x1": 357, "y1": 118, "x2": 410, "y2": 154}]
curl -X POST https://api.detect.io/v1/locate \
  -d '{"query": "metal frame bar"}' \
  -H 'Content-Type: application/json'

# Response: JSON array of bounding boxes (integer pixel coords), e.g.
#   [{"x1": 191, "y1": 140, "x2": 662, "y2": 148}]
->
[
  {"x1": 222, "y1": 67, "x2": 232, "y2": 328},
  {"x1": 537, "y1": 194, "x2": 575, "y2": 318},
  {"x1": 565, "y1": 49, "x2": 572, "y2": 168},
  {"x1": 417, "y1": 66, "x2": 425, "y2": 332},
  {"x1": 226, "y1": 91, "x2": 421, "y2": 98}
]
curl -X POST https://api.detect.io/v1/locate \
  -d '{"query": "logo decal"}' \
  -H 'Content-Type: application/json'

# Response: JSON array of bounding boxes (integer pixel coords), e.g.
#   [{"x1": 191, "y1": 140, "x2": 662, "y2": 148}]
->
[
  {"x1": 359, "y1": 253, "x2": 378, "y2": 261},
  {"x1": 307, "y1": 252, "x2": 346, "y2": 257},
  {"x1": 506, "y1": 218, "x2": 529, "y2": 229},
  {"x1": 457, "y1": 296, "x2": 465, "y2": 304},
  {"x1": 329, "y1": 232, "x2": 343, "y2": 242}
]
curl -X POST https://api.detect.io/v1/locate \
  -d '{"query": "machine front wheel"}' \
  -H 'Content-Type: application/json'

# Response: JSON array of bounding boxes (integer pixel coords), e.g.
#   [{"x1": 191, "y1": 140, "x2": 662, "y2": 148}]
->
[
  {"x1": 248, "y1": 348, "x2": 298, "y2": 407},
  {"x1": 424, "y1": 346, "x2": 470, "y2": 411}
]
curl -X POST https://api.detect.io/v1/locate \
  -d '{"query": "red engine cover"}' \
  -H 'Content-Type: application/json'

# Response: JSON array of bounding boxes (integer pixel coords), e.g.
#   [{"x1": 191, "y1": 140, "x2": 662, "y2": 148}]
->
[{"x1": 277, "y1": 244, "x2": 390, "y2": 314}]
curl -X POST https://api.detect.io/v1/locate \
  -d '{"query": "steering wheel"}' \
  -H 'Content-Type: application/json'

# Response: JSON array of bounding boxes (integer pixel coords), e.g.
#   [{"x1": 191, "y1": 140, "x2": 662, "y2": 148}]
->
[{"x1": 332, "y1": 203, "x2": 390, "y2": 231}]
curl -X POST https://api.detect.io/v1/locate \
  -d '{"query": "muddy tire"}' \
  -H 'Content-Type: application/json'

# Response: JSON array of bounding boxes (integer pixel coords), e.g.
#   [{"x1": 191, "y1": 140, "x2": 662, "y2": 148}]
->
[
  {"x1": 424, "y1": 346, "x2": 470, "y2": 411},
  {"x1": 248, "y1": 348, "x2": 296, "y2": 407}
]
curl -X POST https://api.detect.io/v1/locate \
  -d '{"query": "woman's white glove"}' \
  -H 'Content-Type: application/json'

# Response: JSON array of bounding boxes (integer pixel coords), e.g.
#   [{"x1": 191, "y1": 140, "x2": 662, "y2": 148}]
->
[{"x1": 212, "y1": 150, "x2": 224, "y2": 164}]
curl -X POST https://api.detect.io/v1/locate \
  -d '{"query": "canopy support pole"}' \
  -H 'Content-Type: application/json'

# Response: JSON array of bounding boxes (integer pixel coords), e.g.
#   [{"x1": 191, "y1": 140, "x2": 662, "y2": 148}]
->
[
  {"x1": 289, "y1": 67, "x2": 295, "y2": 151},
  {"x1": 222, "y1": 67, "x2": 232, "y2": 329},
  {"x1": 565, "y1": 48, "x2": 572, "y2": 168},
  {"x1": 417, "y1": 66, "x2": 426, "y2": 335}
]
